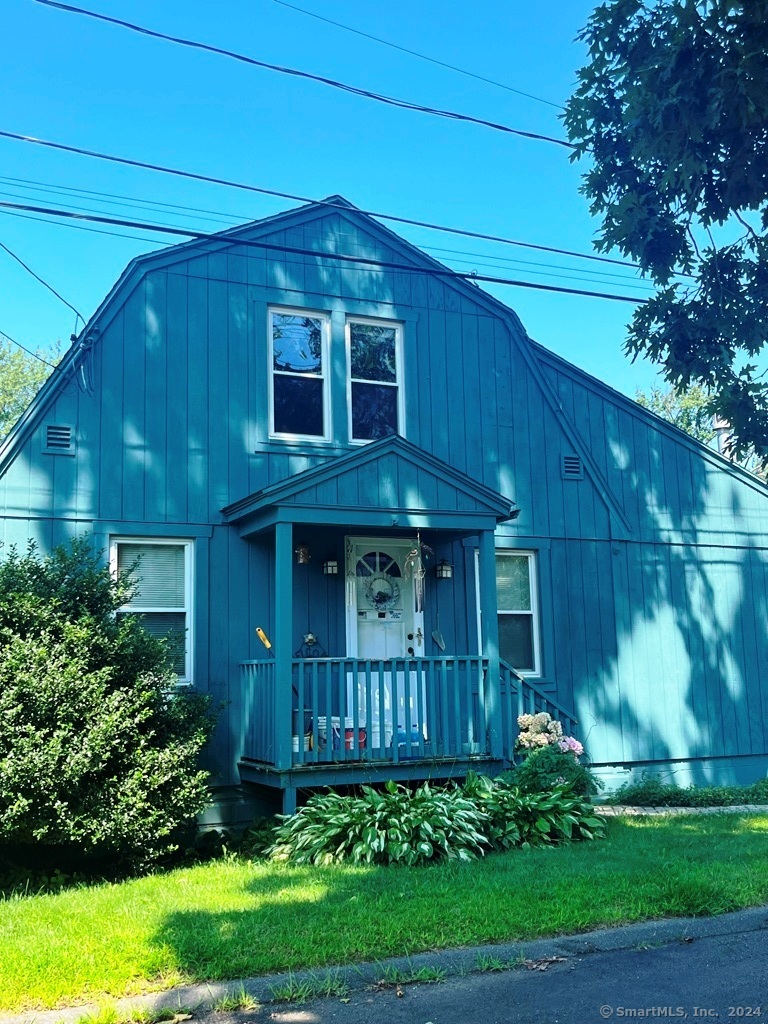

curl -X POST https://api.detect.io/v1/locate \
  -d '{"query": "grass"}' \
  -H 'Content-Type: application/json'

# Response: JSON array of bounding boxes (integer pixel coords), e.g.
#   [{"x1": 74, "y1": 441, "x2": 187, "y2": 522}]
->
[
  {"x1": 268, "y1": 971, "x2": 348, "y2": 1004},
  {"x1": 374, "y1": 964, "x2": 447, "y2": 986},
  {"x1": 2, "y1": 814, "x2": 768, "y2": 1012},
  {"x1": 210, "y1": 985, "x2": 260, "y2": 1013}
]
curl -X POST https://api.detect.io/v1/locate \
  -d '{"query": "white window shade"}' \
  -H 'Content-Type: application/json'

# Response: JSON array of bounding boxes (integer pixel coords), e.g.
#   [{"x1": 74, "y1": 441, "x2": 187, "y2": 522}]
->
[
  {"x1": 118, "y1": 543, "x2": 186, "y2": 608},
  {"x1": 112, "y1": 539, "x2": 193, "y2": 683}
]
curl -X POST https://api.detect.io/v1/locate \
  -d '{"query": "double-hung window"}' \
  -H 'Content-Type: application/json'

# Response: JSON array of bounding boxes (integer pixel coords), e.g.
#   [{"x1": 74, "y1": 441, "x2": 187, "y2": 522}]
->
[
  {"x1": 269, "y1": 309, "x2": 330, "y2": 439},
  {"x1": 111, "y1": 538, "x2": 194, "y2": 683},
  {"x1": 496, "y1": 551, "x2": 540, "y2": 675},
  {"x1": 347, "y1": 318, "x2": 402, "y2": 441}
]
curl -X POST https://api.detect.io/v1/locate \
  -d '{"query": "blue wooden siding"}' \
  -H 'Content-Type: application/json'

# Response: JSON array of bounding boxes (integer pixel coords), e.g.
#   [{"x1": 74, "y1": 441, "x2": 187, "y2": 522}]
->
[{"x1": 1, "y1": 203, "x2": 767, "y2": 790}]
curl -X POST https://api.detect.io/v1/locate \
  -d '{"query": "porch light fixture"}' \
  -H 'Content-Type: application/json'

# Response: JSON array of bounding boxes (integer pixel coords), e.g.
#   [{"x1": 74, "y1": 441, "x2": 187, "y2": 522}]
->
[
  {"x1": 322, "y1": 559, "x2": 339, "y2": 575},
  {"x1": 295, "y1": 544, "x2": 311, "y2": 565},
  {"x1": 435, "y1": 559, "x2": 453, "y2": 580}
]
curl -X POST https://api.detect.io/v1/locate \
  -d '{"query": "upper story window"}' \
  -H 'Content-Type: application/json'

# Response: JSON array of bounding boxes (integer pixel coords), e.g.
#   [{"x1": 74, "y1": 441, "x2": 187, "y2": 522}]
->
[
  {"x1": 111, "y1": 538, "x2": 194, "y2": 684},
  {"x1": 496, "y1": 551, "x2": 540, "y2": 676},
  {"x1": 347, "y1": 318, "x2": 403, "y2": 442},
  {"x1": 269, "y1": 309, "x2": 330, "y2": 439}
]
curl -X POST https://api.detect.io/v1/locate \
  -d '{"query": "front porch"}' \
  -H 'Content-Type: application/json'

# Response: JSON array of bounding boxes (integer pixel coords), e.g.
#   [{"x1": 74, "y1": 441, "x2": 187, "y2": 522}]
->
[
  {"x1": 236, "y1": 655, "x2": 577, "y2": 810},
  {"x1": 222, "y1": 436, "x2": 577, "y2": 812}
]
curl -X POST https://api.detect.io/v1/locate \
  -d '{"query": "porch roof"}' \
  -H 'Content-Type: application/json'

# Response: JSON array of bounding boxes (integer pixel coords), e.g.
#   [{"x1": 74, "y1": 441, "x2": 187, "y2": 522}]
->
[{"x1": 222, "y1": 435, "x2": 518, "y2": 536}]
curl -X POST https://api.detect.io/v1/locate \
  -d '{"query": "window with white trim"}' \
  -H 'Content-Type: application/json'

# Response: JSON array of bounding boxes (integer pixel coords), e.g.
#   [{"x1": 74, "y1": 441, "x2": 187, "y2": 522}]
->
[
  {"x1": 111, "y1": 539, "x2": 194, "y2": 683},
  {"x1": 347, "y1": 318, "x2": 403, "y2": 441},
  {"x1": 496, "y1": 551, "x2": 540, "y2": 675},
  {"x1": 269, "y1": 309, "x2": 330, "y2": 439}
]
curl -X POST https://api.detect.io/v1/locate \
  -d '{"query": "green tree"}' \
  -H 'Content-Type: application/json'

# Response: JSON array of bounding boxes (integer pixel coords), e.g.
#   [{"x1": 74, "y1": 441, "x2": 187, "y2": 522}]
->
[
  {"x1": 0, "y1": 539, "x2": 215, "y2": 869},
  {"x1": 635, "y1": 383, "x2": 716, "y2": 445},
  {"x1": 0, "y1": 339, "x2": 58, "y2": 441},
  {"x1": 564, "y1": 0, "x2": 768, "y2": 462},
  {"x1": 635, "y1": 382, "x2": 768, "y2": 480}
]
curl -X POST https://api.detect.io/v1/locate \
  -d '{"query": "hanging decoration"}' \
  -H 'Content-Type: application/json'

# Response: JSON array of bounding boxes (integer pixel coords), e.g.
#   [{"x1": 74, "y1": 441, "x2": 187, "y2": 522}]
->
[{"x1": 402, "y1": 531, "x2": 433, "y2": 613}]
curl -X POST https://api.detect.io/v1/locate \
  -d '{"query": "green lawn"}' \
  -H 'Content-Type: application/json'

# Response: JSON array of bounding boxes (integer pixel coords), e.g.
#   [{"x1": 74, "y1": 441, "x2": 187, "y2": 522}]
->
[{"x1": 3, "y1": 814, "x2": 768, "y2": 1012}]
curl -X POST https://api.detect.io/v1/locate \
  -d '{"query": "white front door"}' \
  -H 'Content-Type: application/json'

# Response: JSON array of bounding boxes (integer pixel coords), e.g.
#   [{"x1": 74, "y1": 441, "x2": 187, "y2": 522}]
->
[{"x1": 345, "y1": 537, "x2": 426, "y2": 748}]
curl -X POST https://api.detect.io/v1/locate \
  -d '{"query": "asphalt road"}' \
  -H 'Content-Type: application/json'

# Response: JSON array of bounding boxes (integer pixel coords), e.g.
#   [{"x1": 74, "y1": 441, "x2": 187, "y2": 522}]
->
[{"x1": 215, "y1": 928, "x2": 768, "y2": 1024}]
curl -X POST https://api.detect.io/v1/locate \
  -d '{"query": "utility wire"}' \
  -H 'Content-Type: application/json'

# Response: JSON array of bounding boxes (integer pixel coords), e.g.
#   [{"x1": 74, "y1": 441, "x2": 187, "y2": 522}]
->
[
  {"x1": 0, "y1": 326, "x2": 60, "y2": 370},
  {"x1": 0, "y1": 204, "x2": 649, "y2": 293},
  {"x1": 0, "y1": 199, "x2": 647, "y2": 305},
  {"x1": 0, "y1": 178, "x2": 237, "y2": 227},
  {"x1": 0, "y1": 238, "x2": 84, "y2": 324},
  {"x1": 0, "y1": 206, "x2": 176, "y2": 248},
  {"x1": 0, "y1": 177, "x2": 650, "y2": 284},
  {"x1": 272, "y1": 0, "x2": 563, "y2": 110},
  {"x1": 0, "y1": 130, "x2": 640, "y2": 270},
  {"x1": 33, "y1": 0, "x2": 573, "y2": 149}
]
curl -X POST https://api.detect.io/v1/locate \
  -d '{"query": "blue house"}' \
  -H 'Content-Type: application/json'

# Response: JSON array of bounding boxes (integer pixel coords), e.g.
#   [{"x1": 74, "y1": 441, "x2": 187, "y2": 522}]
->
[{"x1": 2, "y1": 196, "x2": 767, "y2": 819}]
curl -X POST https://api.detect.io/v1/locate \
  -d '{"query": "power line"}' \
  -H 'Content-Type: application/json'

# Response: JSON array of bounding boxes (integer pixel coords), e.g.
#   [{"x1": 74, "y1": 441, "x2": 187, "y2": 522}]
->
[
  {"x1": 33, "y1": 0, "x2": 573, "y2": 150},
  {"x1": 0, "y1": 198, "x2": 647, "y2": 305},
  {"x1": 0, "y1": 206, "x2": 176, "y2": 247},
  {"x1": 272, "y1": 0, "x2": 563, "y2": 110},
  {"x1": 0, "y1": 176, "x2": 237, "y2": 227},
  {"x1": 0, "y1": 238, "x2": 84, "y2": 324},
  {"x1": 0, "y1": 203, "x2": 650, "y2": 295},
  {"x1": 0, "y1": 326, "x2": 60, "y2": 371},
  {"x1": 0, "y1": 176, "x2": 651, "y2": 286},
  {"x1": 0, "y1": 130, "x2": 641, "y2": 270}
]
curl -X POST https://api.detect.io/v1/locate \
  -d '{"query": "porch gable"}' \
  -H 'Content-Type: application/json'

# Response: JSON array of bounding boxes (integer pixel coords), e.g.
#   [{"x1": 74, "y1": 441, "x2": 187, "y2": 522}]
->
[{"x1": 222, "y1": 435, "x2": 517, "y2": 535}]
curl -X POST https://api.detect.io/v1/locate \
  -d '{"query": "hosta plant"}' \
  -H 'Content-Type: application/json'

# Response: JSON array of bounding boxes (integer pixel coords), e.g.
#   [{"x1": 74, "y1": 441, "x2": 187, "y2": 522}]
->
[
  {"x1": 463, "y1": 772, "x2": 606, "y2": 848},
  {"x1": 268, "y1": 780, "x2": 489, "y2": 866}
]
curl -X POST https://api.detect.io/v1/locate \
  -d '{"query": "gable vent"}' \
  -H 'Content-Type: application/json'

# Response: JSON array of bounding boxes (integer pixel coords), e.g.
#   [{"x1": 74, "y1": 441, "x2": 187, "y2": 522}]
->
[
  {"x1": 43, "y1": 424, "x2": 75, "y2": 455},
  {"x1": 561, "y1": 454, "x2": 584, "y2": 480}
]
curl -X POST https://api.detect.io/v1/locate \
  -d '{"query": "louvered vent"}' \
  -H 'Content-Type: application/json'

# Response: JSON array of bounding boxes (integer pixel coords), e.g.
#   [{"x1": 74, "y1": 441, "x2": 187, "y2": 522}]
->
[
  {"x1": 561, "y1": 454, "x2": 583, "y2": 480},
  {"x1": 43, "y1": 424, "x2": 75, "y2": 455}
]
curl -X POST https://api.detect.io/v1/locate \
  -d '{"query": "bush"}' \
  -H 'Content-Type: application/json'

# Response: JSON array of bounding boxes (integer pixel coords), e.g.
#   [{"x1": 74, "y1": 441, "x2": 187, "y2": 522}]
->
[
  {"x1": 463, "y1": 772, "x2": 606, "y2": 848},
  {"x1": 268, "y1": 781, "x2": 489, "y2": 866},
  {"x1": 512, "y1": 743, "x2": 602, "y2": 797},
  {"x1": 607, "y1": 773, "x2": 768, "y2": 808},
  {"x1": 0, "y1": 539, "x2": 215, "y2": 868},
  {"x1": 267, "y1": 775, "x2": 607, "y2": 866}
]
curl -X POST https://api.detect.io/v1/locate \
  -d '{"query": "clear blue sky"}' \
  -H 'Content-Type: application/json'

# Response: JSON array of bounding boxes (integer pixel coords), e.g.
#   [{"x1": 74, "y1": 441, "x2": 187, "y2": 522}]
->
[{"x1": 2, "y1": 0, "x2": 664, "y2": 398}]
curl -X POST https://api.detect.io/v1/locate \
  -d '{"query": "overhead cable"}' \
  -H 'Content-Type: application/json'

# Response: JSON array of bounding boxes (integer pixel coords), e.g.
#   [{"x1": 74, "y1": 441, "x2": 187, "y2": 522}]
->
[
  {"x1": 0, "y1": 198, "x2": 647, "y2": 305},
  {"x1": 0, "y1": 176, "x2": 651, "y2": 284},
  {"x1": 0, "y1": 204, "x2": 650, "y2": 295},
  {"x1": 0, "y1": 238, "x2": 84, "y2": 325},
  {"x1": 0, "y1": 327, "x2": 60, "y2": 370},
  {"x1": 0, "y1": 130, "x2": 640, "y2": 270},
  {"x1": 32, "y1": 0, "x2": 573, "y2": 149},
  {"x1": 272, "y1": 0, "x2": 563, "y2": 109}
]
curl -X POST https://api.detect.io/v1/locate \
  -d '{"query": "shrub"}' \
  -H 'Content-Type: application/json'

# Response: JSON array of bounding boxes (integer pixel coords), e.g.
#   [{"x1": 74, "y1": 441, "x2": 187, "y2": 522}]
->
[
  {"x1": 0, "y1": 539, "x2": 215, "y2": 868},
  {"x1": 512, "y1": 742, "x2": 602, "y2": 797},
  {"x1": 463, "y1": 772, "x2": 606, "y2": 848},
  {"x1": 268, "y1": 781, "x2": 490, "y2": 866},
  {"x1": 267, "y1": 775, "x2": 607, "y2": 866},
  {"x1": 607, "y1": 773, "x2": 768, "y2": 808}
]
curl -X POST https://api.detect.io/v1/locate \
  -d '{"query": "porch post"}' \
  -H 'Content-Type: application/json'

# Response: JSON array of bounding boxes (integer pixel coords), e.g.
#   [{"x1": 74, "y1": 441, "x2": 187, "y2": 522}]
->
[
  {"x1": 478, "y1": 529, "x2": 502, "y2": 758},
  {"x1": 274, "y1": 520, "x2": 293, "y2": 771}
]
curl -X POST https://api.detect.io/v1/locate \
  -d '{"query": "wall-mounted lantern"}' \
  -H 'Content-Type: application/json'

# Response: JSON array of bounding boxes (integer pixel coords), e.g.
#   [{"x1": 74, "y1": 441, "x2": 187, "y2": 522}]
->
[
  {"x1": 435, "y1": 559, "x2": 453, "y2": 580},
  {"x1": 322, "y1": 559, "x2": 339, "y2": 576},
  {"x1": 295, "y1": 544, "x2": 311, "y2": 565}
]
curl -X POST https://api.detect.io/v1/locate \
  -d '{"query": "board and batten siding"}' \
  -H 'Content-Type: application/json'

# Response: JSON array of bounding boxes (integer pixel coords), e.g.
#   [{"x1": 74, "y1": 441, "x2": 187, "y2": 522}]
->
[{"x1": 0, "y1": 205, "x2": 767, "y2": 791}]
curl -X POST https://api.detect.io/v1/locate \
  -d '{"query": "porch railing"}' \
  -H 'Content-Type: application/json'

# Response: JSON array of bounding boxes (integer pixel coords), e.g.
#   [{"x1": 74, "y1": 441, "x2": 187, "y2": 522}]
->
[
  {"x1": 240, "y1": 656, "x2": 489, "y2": 766},
  {"x1": 239, "y1": 656, "x2": 578, "y2": 769}
]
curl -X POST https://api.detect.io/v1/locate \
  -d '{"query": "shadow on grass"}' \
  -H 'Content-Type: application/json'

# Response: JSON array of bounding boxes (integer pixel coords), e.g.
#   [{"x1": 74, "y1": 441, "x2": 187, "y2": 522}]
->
[{"x1": 145, "y1": 814, "x2": 768, "y2": 985}]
